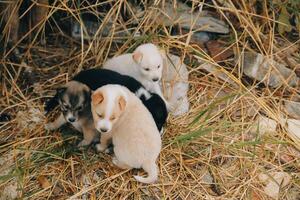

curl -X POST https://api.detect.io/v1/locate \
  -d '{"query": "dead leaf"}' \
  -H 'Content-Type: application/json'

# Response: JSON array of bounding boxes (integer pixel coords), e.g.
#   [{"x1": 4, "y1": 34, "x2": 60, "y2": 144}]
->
[
  {"x1": 251, "y1": 190, "x2": 263, "y2": 200},
  {"x1": 278, "y1": 7, "x2": 292, "y2": 35},
  {"x1": 205, "y1": 40, "x2": 233, "y2": 62},
  {"x1": 37, "y1": 175, "x2": 51, "y2": 189}
]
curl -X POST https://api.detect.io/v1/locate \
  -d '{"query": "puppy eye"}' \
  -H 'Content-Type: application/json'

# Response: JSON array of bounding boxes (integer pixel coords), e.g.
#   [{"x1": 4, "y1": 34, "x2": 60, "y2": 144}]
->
[
  {"x1": 157, "y1": 65, "x2": 160, "y2": 69},
  {"x1": 97, "y1": 113, "x2": 103, "y2": 118},
  {"x1": 110, "y1": 116, "x2": 116, "y2": 121},
  {"x1": 144, "y1": 68, "x2": 150, "y2": 71},
  {"x1": 62, "y1": 103, "x2": 69, "y2": 109},
  {"x1": 77, "y1": 106, "x2": 83, "y2": 111}
]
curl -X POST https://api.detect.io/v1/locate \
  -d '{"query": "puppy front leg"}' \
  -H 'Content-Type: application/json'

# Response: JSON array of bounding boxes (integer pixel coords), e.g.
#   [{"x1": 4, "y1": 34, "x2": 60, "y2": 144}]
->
[
  {"x1": 96, "y1": 133, "x2": 112, "y2": 152},
  {"x1": 78, "y1": 127, "x2": 97, "y2": 147},
  {"x1": 45, "y1": 113, "x2": 66, "y2": 131}
]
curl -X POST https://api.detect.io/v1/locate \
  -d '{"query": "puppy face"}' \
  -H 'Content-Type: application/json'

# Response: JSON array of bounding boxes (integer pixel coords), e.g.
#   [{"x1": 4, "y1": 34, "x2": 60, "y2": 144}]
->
[
  {"x1": 91, "y1": 88, "x2": 126, "y2": 134},
  {"x1": 132, "y1": 44, "x2": 163, "y2": 82},
  {"x1": 57, "y1": 81, "x2": 91, "y2": 123}
]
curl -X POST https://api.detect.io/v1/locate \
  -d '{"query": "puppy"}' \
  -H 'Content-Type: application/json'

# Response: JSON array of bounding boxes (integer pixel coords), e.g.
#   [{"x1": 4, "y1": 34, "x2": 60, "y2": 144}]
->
[
  {"x1": 45, "y1": 81, "x2": 99, "y2": 147},
  {"x1": 103, "y1": 43, "x2": 167, "y2": 104},
  {"x1": 45, "y1": 69, "x2": 168, "y2": 132},
  {"x1": 91, "y1": 85, "x2": 161, "y2": 184}
]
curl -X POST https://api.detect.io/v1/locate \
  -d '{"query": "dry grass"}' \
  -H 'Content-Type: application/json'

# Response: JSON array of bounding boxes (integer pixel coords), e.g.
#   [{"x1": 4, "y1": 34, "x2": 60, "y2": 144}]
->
[{"x1": 1, "y1": 0, "x2": 300, "y2": 199}]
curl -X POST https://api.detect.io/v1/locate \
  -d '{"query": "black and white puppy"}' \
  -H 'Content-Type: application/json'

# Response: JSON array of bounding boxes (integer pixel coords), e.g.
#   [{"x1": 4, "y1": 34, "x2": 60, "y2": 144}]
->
[{"x1": 45, "y1": 68, "x2": 168, "y2": 132}]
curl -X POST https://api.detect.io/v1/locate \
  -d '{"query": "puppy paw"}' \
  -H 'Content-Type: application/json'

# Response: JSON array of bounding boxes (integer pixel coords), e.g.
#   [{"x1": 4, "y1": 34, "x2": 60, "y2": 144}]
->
[
  {"x1": 95, "y1": 143, "x2": 107, "y2": 152},
  {"x1": 77, "y1": 139, "x2": 91, "y2": 147}
]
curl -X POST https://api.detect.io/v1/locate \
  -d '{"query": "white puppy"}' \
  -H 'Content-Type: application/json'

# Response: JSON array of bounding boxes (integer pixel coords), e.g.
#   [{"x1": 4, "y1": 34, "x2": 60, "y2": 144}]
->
[
  {"x1": 161, "y1": 53, "x2": 190, "y2": 116},
  {"x1": 103, "y1": 43, "x2": 167, "y2": 104},
  {"x1": 91, "y1": 84, "x2": 161, "y2": 184}
]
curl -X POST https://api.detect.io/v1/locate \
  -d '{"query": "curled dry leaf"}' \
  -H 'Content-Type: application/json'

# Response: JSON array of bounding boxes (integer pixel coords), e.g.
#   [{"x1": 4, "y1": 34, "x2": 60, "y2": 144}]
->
[{"x1": 37, "y1": 175, "x2": 51, "y2": 189}]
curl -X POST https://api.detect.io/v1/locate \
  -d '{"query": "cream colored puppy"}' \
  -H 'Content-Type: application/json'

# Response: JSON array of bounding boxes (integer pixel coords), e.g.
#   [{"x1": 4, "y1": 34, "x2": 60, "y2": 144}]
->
[
  {"x1": 103, "y1": 43, "x2": 166, "y2": 102},
  {"x1": 91, "y1": 84, "x2": 161, "y2": 184}
]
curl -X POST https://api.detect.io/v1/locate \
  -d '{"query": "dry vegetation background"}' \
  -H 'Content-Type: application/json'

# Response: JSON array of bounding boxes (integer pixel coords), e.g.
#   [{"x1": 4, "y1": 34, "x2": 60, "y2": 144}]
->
[{"x1": 0, "y1": 0, "x2": 300, "y2": 199}]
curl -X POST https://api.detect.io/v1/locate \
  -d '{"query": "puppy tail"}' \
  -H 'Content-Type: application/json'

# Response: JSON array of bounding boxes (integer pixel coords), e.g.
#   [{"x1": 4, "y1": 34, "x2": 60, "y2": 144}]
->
[{"x1": 134, "y1": 162, "x2": 158, "y2": 184}]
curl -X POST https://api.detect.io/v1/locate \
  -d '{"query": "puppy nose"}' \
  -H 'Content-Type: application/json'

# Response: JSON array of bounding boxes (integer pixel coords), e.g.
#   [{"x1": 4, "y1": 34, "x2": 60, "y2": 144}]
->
[
  {"x1": 152, "y1": 78, "x2": 159, "y2": 82},
  {"x1": 100, "y1": 128, "x2": 108, "y2": 133},
  {"x1": 68, "y1": 117, "x2": 76, "y2": 123}
]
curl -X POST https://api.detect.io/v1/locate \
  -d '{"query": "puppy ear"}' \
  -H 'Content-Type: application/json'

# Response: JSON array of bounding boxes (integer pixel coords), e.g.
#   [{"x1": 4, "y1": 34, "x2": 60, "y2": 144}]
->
[
  {"x1": 84, "y1": 88, "x2": 92, "y2": 102},
  {"x1": 92, "y1": 91, "x2": 104, "y2": 105},
  {"x1": 132, "y1": 51, "x2": 143, "y2": 63},
  {"x1": 118, "y1": 96, "x2": 126, "y2": 111}
]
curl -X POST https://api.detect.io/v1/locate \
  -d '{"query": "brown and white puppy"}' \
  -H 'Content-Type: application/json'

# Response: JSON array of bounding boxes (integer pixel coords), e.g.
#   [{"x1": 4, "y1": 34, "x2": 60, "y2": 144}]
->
[
  {"x1": 91, "y1": 84, "x2": 161, "y2": 184},
  {"x1": 45, "y1": 81, "x2": 99, "y2": 147}
]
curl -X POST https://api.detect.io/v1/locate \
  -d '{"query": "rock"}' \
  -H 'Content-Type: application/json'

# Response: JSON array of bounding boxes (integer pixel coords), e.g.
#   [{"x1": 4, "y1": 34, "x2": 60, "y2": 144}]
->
[
  {"x1": 249, "y1": 115, "x2": 277, "y2": 136},
  {"x1": 285, "y1": 119, "x2": 300, "y2": 141},
  {"x1": 284, "y1": 100, "x2": 300, "y2": 119},
  {"x1": 239, "y1": 52, "x2": 299, "y2": 88},
  {"x1": 16, "y1": 107, "x2": 44, "y2": 130},
  {"x1": 258, "y1": 171, "x2": 291, "y2": 199},
  {"x1": 157, "y1": 2, "x2": 229, "y2": 34},
  {"x1": 201, "y1": 170, "x2": 213, "y2": 184},
  {"x1": 0, "y1": 153, "x2": 19, "y2": 200},
  {"x1": 191, "y1": 31, "x2": 211, "y2": 43},
  {"x1": 0, "y1": 182, "x2": 18, "y2": 200}
]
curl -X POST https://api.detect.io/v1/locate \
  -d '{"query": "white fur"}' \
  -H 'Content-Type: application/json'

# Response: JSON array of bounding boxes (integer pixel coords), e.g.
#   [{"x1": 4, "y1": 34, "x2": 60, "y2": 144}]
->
[
  {"x1": 96, "y1": 88, "x2": 122, "y2": 132},
  {"x1": 103, "y1": 43, "x2": 168, "y2": 107},
  {"x1": 135, "y1": 87, "x2": 151, "y2": 100},
  {"x1": 91, "y1": 85, "x2": 161, "y2": 184}
]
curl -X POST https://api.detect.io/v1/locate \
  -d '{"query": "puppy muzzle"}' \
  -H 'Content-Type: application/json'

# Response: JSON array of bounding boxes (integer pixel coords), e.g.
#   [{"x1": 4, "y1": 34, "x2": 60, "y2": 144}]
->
[{"x1": 96, "y1": 120, "x2": 112, "y2": 134}]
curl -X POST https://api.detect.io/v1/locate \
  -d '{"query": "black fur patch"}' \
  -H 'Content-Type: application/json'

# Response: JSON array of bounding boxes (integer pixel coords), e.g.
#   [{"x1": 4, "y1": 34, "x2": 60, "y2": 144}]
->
[{"x1": 45, "y1": 69, "x2": 168, "y2": 131}]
